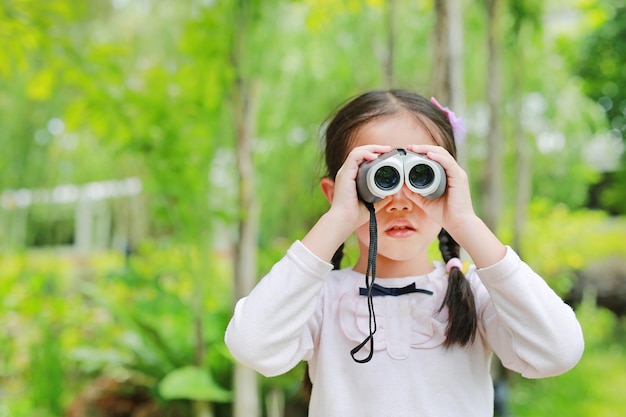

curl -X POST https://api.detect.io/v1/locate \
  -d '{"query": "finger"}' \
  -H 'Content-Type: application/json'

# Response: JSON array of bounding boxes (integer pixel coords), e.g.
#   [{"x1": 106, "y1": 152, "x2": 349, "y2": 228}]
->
[
  {"x1": 406, "y1": 145, "x2": 461, "y2": 174},
  {"x1": 349, "y1": 144, "x2": 393, "y2": 162},
  {"x1": 406, "y1": 144, "x2": 449, "y2": 156},
  {"x1": 356, "y1": 144, "x2": 394, "y2": 153},
  {"x1": 337, "y1": 145, "x2": 393, "y2": 178}
]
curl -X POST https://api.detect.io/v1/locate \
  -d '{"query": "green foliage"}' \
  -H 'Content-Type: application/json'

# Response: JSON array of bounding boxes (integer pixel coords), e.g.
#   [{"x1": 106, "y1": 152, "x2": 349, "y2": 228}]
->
[
  {"x1": 2, "y1": 0, "x2": 621, "y2": 243},
  {"x1": 507, "y1": 0, "x2": 544, "y2": 42},
  {"x1": 27, "y1": 324, "x2": 65, "y2": 416},
  {"x1": 511, "y1": 300, "x2": 626, "y2": 416},
  {"x1": 1, "y1": 1, "x2": 626, "y2": 416},
  {"x1": 501, "y1": 199, "x2": 626, "y2": 294},
  {"x1": 0, "y1": 244, "x2": 233, "y2": 416},
  {"x1": 78, "y1": 242, "x2": 233, "y2": 379},
  {"x1": 570, "y1": 2, "x2": 626, "y2": 214},
  {"x1": 0, "y1": 249, "x2": 122, "y2": 415},
  {"x1": 159, "y1": 366, "x2": 231, "y2": 402},
  {"x1": 2, "y1": 210, "x2": 626, "y2": 415},
  {"x1": 575, "y1": 3, "x2": 626, "y2": 126}
]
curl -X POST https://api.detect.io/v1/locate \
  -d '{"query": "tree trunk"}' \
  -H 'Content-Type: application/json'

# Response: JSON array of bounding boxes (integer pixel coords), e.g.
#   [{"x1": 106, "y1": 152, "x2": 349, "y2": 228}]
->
[
  {"x1": 432, "y1": 0, "x2": 466, "y2": 164},
  {"x1": 265, "y1": 387, "x2": 285, "y2": 417},
  {"x1": 193, "y1": 291, "x2": 213, "y2": 417},
  {"x1": 512, "y1": 107, "x2": 531, "y2": 255},
  {"x1": 484, "y1": 2, "x2": 509, "y2": 416},
  {"x1": 512, "y1": 47, "x2": 530, "y2": 256},
  {"x1": 432, "y1": 0, "x2": 450, "y2": 103},
  {"x1": 446, "y1": 0, "x2": 467, "y2": 167},
  {"x1": 384, "y1": 0, "x2": 397, "y2": 88},
  {"x1": 231, "y1": 2, "x2": 261, "y2": 416},
  {"x1": 193, "y1": 401, "x2": 214, "y2": 417},
  {"x1": 432, "y1": 0, "x2": 467, "y2": 167},
  {"x1": 232, "y1": 77, "x2": 261, "y2": 417},
  {"x1": 484, "y1": 0, "x2": 503, "y2": 232}
]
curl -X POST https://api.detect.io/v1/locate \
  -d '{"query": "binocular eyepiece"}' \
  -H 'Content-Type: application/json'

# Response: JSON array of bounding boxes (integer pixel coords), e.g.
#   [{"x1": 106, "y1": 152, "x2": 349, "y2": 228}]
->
[{"x1": 356, "y1": 148, "x2": 447, "y2": 203}]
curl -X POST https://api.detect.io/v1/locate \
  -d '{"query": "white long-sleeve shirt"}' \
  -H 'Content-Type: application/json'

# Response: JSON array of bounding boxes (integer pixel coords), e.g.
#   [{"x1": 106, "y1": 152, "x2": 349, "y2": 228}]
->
[{"x1": 225, "y1": 241, "x2": 584, "y2": 417}]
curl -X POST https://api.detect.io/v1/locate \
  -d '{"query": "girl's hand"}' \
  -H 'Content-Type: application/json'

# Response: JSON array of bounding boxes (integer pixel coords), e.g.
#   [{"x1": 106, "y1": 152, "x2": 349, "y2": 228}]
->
[
  {"x1": 326, "y1": 144, "x2": 392, "y2": 230},
  {"x1": 405, "y1": 144, "x2": 507, "y2": 268},
  {"x1": 303, "y1": 145, "x2": 392, "y2": 262},
  {"x1": 405, "y1": 144, "x2": 476, "y2": 231}
]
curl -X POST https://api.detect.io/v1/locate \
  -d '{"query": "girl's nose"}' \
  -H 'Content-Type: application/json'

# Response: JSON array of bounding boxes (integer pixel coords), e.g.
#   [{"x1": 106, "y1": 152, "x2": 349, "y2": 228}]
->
[{"x1": 384, "y1": 185, "x2": 413, "y2": 212}]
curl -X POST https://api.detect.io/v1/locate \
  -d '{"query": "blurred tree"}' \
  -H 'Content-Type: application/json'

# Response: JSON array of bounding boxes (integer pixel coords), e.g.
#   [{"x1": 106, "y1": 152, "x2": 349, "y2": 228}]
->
[
  {"x1": 7, "y1": 2, "x2": 240, "y2": 416},
  {"x1": 0, "y1": 1, "x2": 90, "y2": 190},
  {"x1": 431, "y1": 0, "x2": 466, "y2": 165},
  {"x1": 483, "y1": 0, "x2": 504, "y2": 231},
  {"x1": 2, "y1": 1, "x2": 624, "y2": 415},
  {"x1": 575, "y1": 3, "x2": 626, "y2": 214},
  {"x1": 432, "y1": 0, "x2": 465, "y2": 112},
  {"x1": 577, "y1": 4, "x2": 626, "y2": 134},
  {"x1": 46, "y1": 0, "x2": 240, "y2": 247},
  {"x1": 507, "y1": 0, "x2": 544, "y2": 254},
  {"x1": 494, "y1": 3, "x2": 546, "y2": 415},
  {"x1": 230, "y1": 1, "x2": 262, "y2": 415}
]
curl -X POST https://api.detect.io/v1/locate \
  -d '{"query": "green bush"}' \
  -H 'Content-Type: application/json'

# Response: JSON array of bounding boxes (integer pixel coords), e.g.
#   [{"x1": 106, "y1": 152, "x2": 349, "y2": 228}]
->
[
  {"x1": 0, "y1": 245, "x2": 234, "y2": 416},
  {"x1": 511, "y1": 300, "x2": 626, "y2": 416},
  {"x1": 1, "y1": 202, "x2": 625, "y2": 416}
]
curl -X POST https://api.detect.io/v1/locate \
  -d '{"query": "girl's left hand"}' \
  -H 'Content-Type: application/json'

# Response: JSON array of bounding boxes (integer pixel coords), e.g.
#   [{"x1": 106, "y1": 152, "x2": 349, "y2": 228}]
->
[{"x1": 405, "y1": 144, "x2": 476, "y2": 231}]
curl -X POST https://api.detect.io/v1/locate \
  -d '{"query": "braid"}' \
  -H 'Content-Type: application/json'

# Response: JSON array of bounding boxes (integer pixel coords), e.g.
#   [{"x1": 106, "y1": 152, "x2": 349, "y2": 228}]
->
[{"x1": 438, "y1": 229, "x2": 478, "y2": 347}]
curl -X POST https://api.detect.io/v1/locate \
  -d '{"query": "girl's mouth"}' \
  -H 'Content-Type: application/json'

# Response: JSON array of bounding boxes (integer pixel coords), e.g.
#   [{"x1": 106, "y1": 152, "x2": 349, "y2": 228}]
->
[{"x1": 385, "y1": 224, "x2": 416, "y2": 238}]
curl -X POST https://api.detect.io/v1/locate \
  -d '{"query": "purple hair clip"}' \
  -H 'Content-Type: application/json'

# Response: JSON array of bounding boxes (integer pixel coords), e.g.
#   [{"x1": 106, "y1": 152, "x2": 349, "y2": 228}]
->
[{"x1": 430, "y1": 97, "x2": 466, "y2": 145}]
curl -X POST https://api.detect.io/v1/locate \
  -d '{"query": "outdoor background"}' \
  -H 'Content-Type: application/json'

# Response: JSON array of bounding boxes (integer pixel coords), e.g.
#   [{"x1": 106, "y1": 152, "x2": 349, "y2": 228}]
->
[{"x1": 1, "y1": 0, "x2": 625, "y2": 416}]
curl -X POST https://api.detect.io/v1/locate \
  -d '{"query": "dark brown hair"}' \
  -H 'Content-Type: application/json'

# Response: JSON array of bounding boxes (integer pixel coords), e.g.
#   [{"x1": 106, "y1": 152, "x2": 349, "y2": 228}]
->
[{"x1": 324, "y1": 88, "x2": 477, "y2": 348}]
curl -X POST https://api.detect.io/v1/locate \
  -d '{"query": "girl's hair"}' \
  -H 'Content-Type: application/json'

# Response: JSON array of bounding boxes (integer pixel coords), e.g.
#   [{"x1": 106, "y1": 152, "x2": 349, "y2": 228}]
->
[{"x1": 324, "y1": 88, "x2": 477, "y2": 348}]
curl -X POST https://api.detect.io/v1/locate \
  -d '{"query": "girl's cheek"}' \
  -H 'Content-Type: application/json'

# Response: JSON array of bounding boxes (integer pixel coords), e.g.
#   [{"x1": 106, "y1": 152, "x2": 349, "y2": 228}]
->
[
  {"x1": 373, "y1": 198, "x2": 391, "y2": 212},
  {"x1": 405, "y1": 193, "x2": 423, "y2": 207},
  {"x1": 354, "y1": 222, "x2": 371, "y2": 244}
]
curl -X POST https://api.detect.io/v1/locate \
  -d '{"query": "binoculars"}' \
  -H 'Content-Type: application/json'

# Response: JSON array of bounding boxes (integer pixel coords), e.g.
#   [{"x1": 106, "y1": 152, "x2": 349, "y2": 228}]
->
[{"x1": 356, "y1": 148, "x2": 447, "y2": 203}]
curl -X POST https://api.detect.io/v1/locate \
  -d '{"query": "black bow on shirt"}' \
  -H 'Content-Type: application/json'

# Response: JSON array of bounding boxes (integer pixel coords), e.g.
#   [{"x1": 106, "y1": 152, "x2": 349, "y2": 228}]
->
[{"x1": 359, "y1": 282, "x2": 434, "y2": 297}]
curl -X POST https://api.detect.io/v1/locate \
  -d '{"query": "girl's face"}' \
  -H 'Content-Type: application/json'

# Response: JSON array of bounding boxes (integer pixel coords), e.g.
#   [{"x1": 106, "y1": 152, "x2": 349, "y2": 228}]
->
[{"x1": 351, "y1": 111, "x2": 443, "y2": 277}]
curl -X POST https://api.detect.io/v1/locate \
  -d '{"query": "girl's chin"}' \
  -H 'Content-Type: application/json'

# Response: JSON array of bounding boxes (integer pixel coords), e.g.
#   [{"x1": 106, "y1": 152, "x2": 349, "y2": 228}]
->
[
  {"x1": 357, "y1": 234, "x2": 433, "y2": 259},
  {"x1": 377, "y1": 245, "x2": 429, "y2": 262}
]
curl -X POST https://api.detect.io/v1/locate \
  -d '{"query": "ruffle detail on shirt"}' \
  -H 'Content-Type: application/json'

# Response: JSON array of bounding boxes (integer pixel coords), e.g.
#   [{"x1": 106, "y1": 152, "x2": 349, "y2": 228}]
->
[{"x1": 338, "y1": 273, "x2": 448, "y2": 360}]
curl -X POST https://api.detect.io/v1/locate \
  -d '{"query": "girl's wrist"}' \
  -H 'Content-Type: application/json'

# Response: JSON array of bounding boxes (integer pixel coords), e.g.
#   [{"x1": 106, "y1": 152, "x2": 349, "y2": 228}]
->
[
  {"x1": 446, "y1": 214, "x2": 507, "y2": 268},
  {"x1": 302, "y1": 210, "x2": 355, "y2": 263}
]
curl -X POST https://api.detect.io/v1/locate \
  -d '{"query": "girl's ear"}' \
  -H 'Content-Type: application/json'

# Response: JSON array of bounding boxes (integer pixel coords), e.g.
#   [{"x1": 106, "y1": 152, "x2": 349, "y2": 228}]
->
[{"x1": 320, "y1": 177, "x2": 335, "y2": 204}]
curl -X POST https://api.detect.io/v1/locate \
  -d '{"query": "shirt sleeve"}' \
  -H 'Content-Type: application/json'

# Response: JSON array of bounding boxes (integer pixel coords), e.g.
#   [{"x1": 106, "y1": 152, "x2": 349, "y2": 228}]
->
[
  {"x1": 474, "y1": 246, "x2": 584, "y2": 378},
  {"x1": 224, "y1": 240, "x2": 333, "y2": 377}
]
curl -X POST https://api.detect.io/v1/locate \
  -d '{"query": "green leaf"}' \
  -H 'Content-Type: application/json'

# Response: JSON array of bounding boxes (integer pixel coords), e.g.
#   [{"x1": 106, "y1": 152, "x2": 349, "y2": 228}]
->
[
  {"x1": 158, "y1": 366, "x2": 231, "y2": 402},
  {"x1": 26, "y1": 68, "x2": 56, "y2": 101}
]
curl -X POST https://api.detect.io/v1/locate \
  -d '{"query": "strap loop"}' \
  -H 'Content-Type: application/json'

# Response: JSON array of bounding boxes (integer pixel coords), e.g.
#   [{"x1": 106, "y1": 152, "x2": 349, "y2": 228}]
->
[{"x1": 350, "y1": 202, "x2": 378, "y2": 363}]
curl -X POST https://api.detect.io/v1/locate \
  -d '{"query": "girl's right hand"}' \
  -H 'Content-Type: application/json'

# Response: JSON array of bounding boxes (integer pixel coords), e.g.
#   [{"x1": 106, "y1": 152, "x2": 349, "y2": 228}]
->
[
  {"x1": 325, "y1": 145, "x2": 392, "y2": 230},
  {"x1": 303, "y1": 145, "x2": 391, "y2": 263}
]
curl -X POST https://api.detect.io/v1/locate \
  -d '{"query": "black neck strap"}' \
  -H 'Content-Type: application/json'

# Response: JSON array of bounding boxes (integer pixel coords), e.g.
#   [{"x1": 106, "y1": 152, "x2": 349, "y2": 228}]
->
[{"x1": 350, "y1": 202, "x2": 378, "y2": 363}]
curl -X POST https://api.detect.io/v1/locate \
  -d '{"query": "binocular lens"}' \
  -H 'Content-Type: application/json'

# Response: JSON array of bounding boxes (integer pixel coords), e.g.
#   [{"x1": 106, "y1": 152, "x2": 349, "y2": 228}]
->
[
  {"x1": 374, "y1": 166, "x2": 401, "y2": 190},
  {"x1": 408, "y1": 165, "x2": 434, "y2": 188},
  {"x1": 356, "y1": 148, "x2": 446, "y2": 202}
]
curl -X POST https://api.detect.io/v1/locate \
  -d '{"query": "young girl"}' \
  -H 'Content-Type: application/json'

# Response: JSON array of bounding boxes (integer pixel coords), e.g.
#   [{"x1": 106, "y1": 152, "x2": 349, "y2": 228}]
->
[{"x1": 225, "y1": 89, "x2": 584, "y2": 416}]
